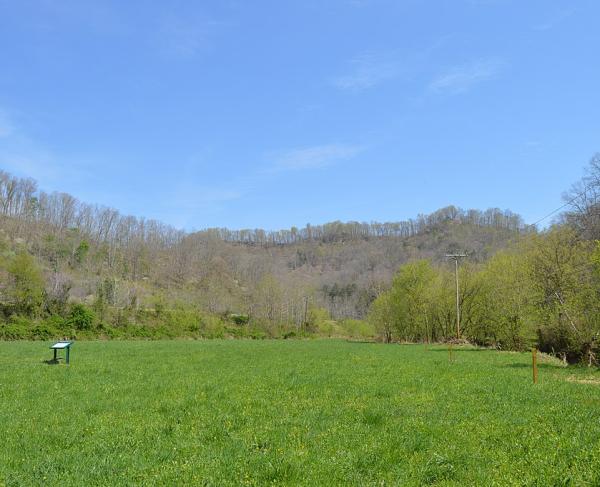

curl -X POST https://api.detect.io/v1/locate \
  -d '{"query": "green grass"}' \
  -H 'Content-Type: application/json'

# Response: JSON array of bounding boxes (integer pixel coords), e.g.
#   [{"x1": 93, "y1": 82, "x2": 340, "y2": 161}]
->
[{"x1": 1, "y1": 340, "x2": 600, "y2": 486}]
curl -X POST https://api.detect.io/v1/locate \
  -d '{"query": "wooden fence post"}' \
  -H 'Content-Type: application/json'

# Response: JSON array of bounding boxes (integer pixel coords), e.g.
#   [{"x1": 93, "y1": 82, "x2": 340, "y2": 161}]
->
[{"x1": 532, "y1": 347, "x2": 538, "y2": 384}]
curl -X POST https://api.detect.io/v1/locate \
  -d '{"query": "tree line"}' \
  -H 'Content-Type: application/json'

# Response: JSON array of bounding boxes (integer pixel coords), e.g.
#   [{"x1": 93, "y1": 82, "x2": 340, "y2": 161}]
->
[
  {"x1": 5, "y1": 154, "x2": 586, "y2": 348},
  {"x1": 203, "y1": 206, "x2": 524, "y2": 245},
  {"x1": 1, "y1": 169, "x2": 523, "y2": 252},
  {"x1": 369, "y1": 155, "x2": 600, "y2": 364}
]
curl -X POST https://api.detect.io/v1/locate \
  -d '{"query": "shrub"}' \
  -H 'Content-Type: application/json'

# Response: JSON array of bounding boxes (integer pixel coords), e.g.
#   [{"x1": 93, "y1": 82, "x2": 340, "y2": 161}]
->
[
  {"x1": 114, "y1": 308, "x2": 132, "y2": 327},
  {"x1": 229, "y1": 313, "x2": 250, "y2": 325},
  {"x1": 306, "y1": 307, "x2": 330, "y2": 332},
  {"x1": 67, "y1": 303, "x2": 96, "y2": 330},
  {"x1": 125, "y1": 324, "x2": 153, "y2": 339},
  {"x1": 340, "y1": 319, "x2": 376, "y2": 339},
  {"x1": 202, "y1": 315, "x2": 225, "y2": 338},
  {"x1": 30, "y1": 322, "x2": 59, "y2": 340},
  {"x1": 101, "y1": 325, "x2": 124, "y2": 339},
  {"x1": 44, "y1": 314, "x2": 68, "y2": 330},
  {"x1": 0, "y1": 317, "x2": 29, "y2": 340},
  {"x1": 165, "y1": 308, "x2": 201, "y2": 334},
  {"x1": 248, "y1": 327, "x2": 267, "y2": 339},
  {"x1": 316, "y1": 320, "x2": 335, "y2": 337}
]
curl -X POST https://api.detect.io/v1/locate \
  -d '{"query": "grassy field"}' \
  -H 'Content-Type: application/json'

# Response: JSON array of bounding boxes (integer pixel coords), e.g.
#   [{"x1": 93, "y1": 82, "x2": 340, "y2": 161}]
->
[{"x1": 1, "y1": 340, "x2": 600, "y2": 486}]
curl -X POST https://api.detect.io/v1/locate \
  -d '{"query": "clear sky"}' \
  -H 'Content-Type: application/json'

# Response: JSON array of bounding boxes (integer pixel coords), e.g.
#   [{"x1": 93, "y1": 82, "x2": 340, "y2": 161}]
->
[{"x1": 0, "y1": 0, "x2": 598, "y2": 231}]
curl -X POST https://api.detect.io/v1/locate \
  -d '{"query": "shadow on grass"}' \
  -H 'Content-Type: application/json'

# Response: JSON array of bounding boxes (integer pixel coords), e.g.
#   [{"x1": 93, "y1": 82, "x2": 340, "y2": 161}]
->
[
  {"x1": 502, "y1": 363, "x2": 565, "y2": 370},
  {"x1": 426, "y1": 348, "x2": 490, "y2": 353},
  {"x1": 43, "y1": 358, "x2": 62, "y2": 365}
]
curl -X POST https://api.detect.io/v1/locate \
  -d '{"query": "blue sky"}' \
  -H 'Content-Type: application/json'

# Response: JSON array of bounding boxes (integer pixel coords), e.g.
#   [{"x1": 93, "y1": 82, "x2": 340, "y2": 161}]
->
[{"x1": 0, "y1": 0, "x2": 598, "y2": 230}]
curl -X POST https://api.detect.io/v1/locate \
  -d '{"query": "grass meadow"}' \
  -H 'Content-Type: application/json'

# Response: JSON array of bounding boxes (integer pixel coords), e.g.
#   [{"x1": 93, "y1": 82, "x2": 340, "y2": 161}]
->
[{"x1": 1, "y1": 340, "x2": 600, "y2": 486}]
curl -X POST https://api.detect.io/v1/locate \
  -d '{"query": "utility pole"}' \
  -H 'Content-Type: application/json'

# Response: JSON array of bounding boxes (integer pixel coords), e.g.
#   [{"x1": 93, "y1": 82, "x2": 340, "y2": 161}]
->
[
  {"x1": 445, "y1": 253, "x2": 467, "y2": 339},
  {"x1": 303, "y1": 296, "x2": 309, "y2": 331}
]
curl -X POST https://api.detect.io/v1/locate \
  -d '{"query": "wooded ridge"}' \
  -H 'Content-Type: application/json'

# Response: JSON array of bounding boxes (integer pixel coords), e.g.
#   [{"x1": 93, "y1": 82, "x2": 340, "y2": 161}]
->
[{"x1": 1, "y1": 154, "x2": 600, "y2": 367}]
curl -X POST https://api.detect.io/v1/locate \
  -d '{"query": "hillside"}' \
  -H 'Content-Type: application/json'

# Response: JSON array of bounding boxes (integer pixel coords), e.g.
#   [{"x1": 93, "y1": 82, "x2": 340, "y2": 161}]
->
[{"x1": 0, "y1": 169, "x2": 525, "y2": 337}]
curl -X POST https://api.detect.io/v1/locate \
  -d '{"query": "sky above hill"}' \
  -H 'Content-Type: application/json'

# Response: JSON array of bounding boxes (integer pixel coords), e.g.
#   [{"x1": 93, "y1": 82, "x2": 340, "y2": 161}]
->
[{"x1": 0, "y1": 0, "x2": 598, "y2": 230}]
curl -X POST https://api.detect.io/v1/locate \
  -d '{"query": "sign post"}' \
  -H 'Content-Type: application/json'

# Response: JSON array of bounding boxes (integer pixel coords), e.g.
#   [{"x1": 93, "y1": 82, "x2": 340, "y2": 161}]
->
[
  {"x1": 50, "y1": 341, "x2": 72, "y2": 364},
  {"x1": 532, "y1": 348, "x2": 538, "y2": 384}
]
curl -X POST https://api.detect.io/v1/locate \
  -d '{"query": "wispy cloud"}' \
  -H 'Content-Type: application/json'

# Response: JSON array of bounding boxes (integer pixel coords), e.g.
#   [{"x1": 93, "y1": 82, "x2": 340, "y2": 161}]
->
[
  {"x1": 159, "y1": 156, "x2": 244, "y2": 224},
  {"x1": 466, "y1": 0, "x2": 508, "y2": 5},
  {"x1": 524, "y1": 140, "x2": 542, "y2": 148},
  {"x1": 533, "y1": 9, "x2": 573, "y2": 31},
  {"x1": 332, "y1": 39, "x2": 451, "y2": 93},
  {"x1": 0, "y1": 153, "x2": 53, "y2": 180},
  {"x1": 272, "y1": 144, "x2": 363, "y2": 171},
  {"x1": 159, "y1": 14, "x2": 225, "y2": 57},
  {"x1": 162, "y1": 143, "x2": 365, "y2": 225},
  {"x1": 157, "y1": 184, "x2": 242, "y2": 229},
  {"x1": 331, "y1": 52, "x2": 403, "y2": 92},
  {"x1": 170, "y1": 186, "x2": 242, "y2": 209},
  {"x1": 0, "y1": 108, "x2": 97, "y2": 188},
  {"x1": 0, "y1": 150, "x2": 98, "y2": 189},
  {"x1": 347, "y1": 0, "x2": 375, "y2": 7},
  {"x1": 429, "y1": 58, "x2": 505, "y2": 95}
]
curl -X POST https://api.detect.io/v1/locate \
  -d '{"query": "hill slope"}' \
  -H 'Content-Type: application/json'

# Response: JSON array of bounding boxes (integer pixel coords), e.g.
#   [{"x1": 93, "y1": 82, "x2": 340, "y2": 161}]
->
[{"x1": 0, "y1": 169, "x2": 525, "y2": 335}]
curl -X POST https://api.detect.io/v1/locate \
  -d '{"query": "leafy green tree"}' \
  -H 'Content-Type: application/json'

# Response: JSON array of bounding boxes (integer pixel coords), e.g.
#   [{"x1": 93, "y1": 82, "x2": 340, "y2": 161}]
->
[
  {"x1": 306, "y1": 306, "x2": 331, "y2": 334},
  {"x1": 369, "y1": 260, "x2": 454, "y2": 343},
  {"x1": 426, "y1": 269, "x2": 455, "y2": 341},
  {"x1": 251, "y1": 274, "x2": 283, "y2": 327},
  {"x1": 7, "y1": 251, "x2": 45, "y2": 317},
  {"x1": 388, "y1": 260, "x2": 437, "y2": 341},
  {"x1": 74, "y1": 240, "x2": 90, "y2": 265},
  {"x1": 469, "y1": 248, "x2": 536, "y2": 349},
  {"x1": 368, "y1": 292, "x2": 395, "y2": 343},
  {"x1": 527, "y1": 228, "x2": 598, "y2": 362}
]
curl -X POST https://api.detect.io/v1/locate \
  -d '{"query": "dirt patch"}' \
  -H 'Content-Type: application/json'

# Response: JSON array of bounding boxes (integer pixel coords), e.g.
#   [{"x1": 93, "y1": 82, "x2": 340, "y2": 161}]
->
[
  {"x1": 566, "y1": 376, "x2": 600, "y2": 385},
  {"x1": 538, "y1": 352, "x2": 568, "y2": 367}
]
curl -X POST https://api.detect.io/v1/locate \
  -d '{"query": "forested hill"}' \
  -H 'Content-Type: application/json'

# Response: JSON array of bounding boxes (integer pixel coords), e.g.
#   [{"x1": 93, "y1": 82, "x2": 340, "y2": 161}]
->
[
  {"x1": 0, "y1": 169, "x2": 523, "y2": 246},
  {"x1": 0, "y1": 168, "x2": 524, "y2": 336},
  {"x1": 195, "y1": 206, "x2": 524, "y2": 245}
]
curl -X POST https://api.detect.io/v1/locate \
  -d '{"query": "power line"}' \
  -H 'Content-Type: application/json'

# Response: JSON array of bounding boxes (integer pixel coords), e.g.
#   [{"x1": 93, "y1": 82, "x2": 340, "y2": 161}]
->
[{"x1": 525, "y1": 184, "x2": 592, "y2": 229}]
